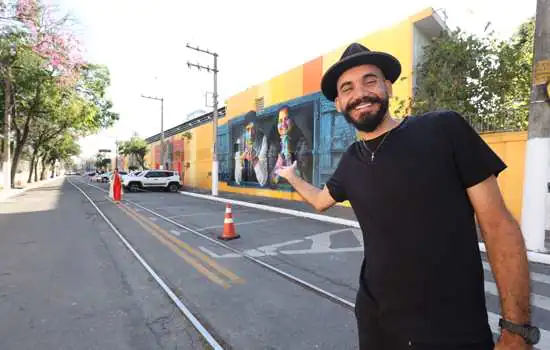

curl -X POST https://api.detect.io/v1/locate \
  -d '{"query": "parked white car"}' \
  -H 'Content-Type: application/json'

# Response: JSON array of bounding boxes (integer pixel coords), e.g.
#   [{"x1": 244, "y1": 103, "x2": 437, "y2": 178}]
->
[{"x1": 123, "y1": 170, "x2": 181, "y2": 193}]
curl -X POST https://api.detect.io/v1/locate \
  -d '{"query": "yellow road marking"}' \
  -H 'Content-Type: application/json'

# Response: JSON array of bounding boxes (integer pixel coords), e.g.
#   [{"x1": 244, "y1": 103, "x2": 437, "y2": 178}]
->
[
  {"x1": 119, "y1": 204, "x2": 231, "y2": 289},
  {"x1": 124, "y1": 205, "x2": 244, "y2": 284}
]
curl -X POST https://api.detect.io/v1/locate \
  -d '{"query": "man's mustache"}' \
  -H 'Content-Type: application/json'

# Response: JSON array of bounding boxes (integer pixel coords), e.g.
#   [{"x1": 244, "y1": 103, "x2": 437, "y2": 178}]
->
[{"x1": 346, "y1": 96, "x2": 383, "y2": 113}]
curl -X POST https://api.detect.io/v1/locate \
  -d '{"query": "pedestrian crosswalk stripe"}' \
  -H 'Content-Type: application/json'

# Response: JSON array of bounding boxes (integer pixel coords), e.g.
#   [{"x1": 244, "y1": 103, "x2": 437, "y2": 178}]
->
[
  {"x1": 482, "y1": 261, "x2": 550, "y2": 285},
  {"x1": 485, "y1": 281, "x2": 550, "y2": 311}
]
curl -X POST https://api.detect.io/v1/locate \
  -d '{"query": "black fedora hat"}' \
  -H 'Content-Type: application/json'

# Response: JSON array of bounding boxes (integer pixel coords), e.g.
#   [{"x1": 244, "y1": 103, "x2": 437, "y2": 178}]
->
[{"x1": 321, "y1": 43, "x2": 401, "y2": 101}]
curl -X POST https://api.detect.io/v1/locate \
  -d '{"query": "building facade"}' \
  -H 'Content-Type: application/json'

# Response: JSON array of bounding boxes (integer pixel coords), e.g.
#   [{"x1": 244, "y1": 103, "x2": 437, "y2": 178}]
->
[{"x1": 145, "y1": 8, "x2": 528, "y2": 221}]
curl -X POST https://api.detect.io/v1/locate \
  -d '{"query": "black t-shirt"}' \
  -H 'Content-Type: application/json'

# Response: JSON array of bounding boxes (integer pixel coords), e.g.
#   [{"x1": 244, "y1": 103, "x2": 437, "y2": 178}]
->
[{"x1": 326, "y1": 110, "x2": 506, "y2": 343}]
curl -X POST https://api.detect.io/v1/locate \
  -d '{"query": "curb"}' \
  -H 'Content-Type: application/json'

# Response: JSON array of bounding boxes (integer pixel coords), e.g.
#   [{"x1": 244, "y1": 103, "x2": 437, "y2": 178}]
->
[
  {"x1": 179, "y1": 190, "x2": 360, "y2": 228},
  {"x1": 0, "y1": 176, "x2": 64, "y2": 202},
  {"x1": 180, "y1": 191, "x2": 550, "y2": 265}
]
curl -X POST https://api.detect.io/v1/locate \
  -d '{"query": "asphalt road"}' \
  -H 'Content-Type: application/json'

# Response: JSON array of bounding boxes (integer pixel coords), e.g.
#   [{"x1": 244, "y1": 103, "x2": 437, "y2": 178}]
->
[
  {"x1": 0, "y1": 178, "x2": 207, "y2": 350},
  {"x1": 3, "y1": 176, "x2": 550, "y2": 349}
]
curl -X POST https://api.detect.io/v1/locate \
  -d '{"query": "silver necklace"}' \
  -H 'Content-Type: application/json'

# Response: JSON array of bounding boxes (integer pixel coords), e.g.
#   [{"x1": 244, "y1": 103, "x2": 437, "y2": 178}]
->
[{"x1": 361, "y1": 129, "x2": 392, "y2": 163}]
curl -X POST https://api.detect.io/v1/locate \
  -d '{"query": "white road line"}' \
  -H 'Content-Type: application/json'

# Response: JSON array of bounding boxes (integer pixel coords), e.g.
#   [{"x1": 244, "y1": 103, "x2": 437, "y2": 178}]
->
[
  {"x1": 487, "y1": 312, "x2": 550, "y2": 350},
  {"x1": 306, "y1": 228, "x2": 352, "y2": 250},
  {"x1": 197, "y1": 216, "x2": 295, "y2": 231},
  {"x1": 485, "y1": 281, "x2": 550, "y2": 311},
  {"x1": 281, "y1": 247, "x2": 364, "y2": 255},
  {"x1": 199, "y1": 247, "x2": 240, "y2": 258},
  {"x1": 482, "y1": 261, "x2": 550, "y2": 285},
  {"x1": 251, "y1": 240, "x2": 305, "y2": 256},
  {"x1": 168, "y1": 212, "x2": 218, "y2": 219},
  {"x1": 155, "y1": 205, "x2": 192, "y2": 210},
  {"x1": 168, "y1": 209, "x2": 258, "y2": 219}
]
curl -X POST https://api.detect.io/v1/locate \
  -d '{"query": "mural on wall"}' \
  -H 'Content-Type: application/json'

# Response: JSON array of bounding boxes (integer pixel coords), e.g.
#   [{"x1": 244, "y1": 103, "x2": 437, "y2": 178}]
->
[
  {"x1": 230, "y1": 103, "x2": 313, "y2": 189},
  {"x1": 152, "y1": 138, "x2": 185, "y2": 179}
]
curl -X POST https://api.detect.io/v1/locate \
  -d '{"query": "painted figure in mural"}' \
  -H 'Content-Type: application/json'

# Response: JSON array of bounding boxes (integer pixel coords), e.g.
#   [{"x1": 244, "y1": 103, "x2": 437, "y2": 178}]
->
[
  {"x1": 277, "y1": 43, "x2": 536, "y2": 349},
  {"x1": 254, "y1": 135, "x2": 269, "y2": 186},
  {"x1": 240, "y1": 122, "x2": 269, "y2": 186},
  {"x1": 234, "y1": 147, "x2": 243, "y2": 185},
  {"x1": 271, "y1": 106, "x2": 294, "y2": 184},
  {"x1": 295, "y1": 136, "x2": 312, "y2": 183},
  {"x1": 242, "y1": 122, "x2": 256, "y2": 163}
]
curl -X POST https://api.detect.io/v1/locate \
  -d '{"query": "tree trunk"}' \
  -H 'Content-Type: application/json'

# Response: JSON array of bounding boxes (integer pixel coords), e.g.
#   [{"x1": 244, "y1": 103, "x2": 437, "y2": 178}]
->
[
  {"x1": 50, "y1": 160, "x2": 56, "y2": 178},
  {"x1": 10, "y1": 116, "x2": 32, "y2": 188},
  {"x1": 40, "y1": 157, "x2": 47, "y2": 180},
  {"x1": 34, "y1": 159, "x2": 38, "y2": 182},
  {"x1": 27, "y1": 145, "x2": 40, "y2": 183},
  {"x1": 27, "y1": 154, "x2": 35, "y2": 183}
]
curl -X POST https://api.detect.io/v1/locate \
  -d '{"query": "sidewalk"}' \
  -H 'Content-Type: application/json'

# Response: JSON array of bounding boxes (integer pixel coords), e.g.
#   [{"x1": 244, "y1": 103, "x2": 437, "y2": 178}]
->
[{"x1": 0, "y1": 176, "x2": 63, "y2": 202}]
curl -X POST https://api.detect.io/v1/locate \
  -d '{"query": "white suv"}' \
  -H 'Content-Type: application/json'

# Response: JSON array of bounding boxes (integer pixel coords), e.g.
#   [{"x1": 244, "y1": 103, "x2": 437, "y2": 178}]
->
[{"x1": 123, "y1": 170, "x2": 181, "y2": 193}]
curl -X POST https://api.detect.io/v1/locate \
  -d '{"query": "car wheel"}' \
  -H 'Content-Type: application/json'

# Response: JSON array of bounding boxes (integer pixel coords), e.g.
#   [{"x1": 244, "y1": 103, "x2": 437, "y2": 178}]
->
[
  {"x1": 129, "y1": 183, "x2": 140, "y2": 193},
  {"x1": 168, "y1": 183, "x2": 179, "y2": 193}
]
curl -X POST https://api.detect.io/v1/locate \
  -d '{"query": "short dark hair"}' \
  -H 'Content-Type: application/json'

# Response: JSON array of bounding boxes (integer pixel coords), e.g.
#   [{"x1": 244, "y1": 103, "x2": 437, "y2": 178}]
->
[{"x1": 278, "y1": 105, "x2": 290, "y2": 115}]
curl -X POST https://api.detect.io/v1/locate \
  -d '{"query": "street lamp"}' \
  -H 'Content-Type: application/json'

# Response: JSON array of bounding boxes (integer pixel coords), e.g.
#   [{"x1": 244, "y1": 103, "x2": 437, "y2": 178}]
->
[
  {"x1": 141, "y1": 94, "x2": 165, "y2": 169},
  {"x1": 2, "y1": 43, "x2": 16, "y2": 191}
]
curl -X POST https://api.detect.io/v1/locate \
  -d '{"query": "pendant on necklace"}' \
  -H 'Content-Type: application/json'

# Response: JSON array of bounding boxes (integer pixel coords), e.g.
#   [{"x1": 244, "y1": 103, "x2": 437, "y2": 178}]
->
[{"x1": 371, "y1": 153, "x2": 375, "y2": 162}]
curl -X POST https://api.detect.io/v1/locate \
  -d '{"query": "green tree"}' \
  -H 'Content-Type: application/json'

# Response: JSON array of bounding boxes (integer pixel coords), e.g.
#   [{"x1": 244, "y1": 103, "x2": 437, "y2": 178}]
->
[
  {"x1": 491, "y1": 17, "x2": 535, "y2": 131},
  {"x1": 39, "y1": 132, "x2": 80, "y2": 179},
  {"x1": 407, "y1": 17, "x2": 534, "y2": 132},
  {"x1": 409, "y1": 28, "x2": 498, "y2": 122},
  {"x1": 0, "y1": 0, "x2": 118, "y2": 187},
  {"x1": 118, "y1": 136, "x2": 148, "y2": 169}
]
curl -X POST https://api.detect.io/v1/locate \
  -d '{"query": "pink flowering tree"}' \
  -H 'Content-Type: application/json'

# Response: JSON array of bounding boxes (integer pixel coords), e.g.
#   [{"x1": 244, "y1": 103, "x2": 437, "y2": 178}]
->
[{"x1": 15, "y1": 0, "x2": 84, "y2": 86}]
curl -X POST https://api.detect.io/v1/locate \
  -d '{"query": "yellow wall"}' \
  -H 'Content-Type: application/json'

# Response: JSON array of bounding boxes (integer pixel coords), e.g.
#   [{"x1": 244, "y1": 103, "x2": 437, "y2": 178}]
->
[
  {"x1": 184, "y1": 123, "x2": 213, "y2": 189},
  {"x1": 222, "y1": 8, "x2": 436, "y2": 120},
  {"x1": 268, "y1": 65, "x2": 304, "y2": 106},
  {"x1": 481, "y1": 131, "x2": 527, "y2": 222}
]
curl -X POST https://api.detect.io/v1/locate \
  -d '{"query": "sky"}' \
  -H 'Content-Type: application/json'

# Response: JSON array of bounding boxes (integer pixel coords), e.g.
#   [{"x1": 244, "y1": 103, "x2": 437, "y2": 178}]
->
[{"x1": 53, "y1": 0, "x2": 536, "y2": 161}]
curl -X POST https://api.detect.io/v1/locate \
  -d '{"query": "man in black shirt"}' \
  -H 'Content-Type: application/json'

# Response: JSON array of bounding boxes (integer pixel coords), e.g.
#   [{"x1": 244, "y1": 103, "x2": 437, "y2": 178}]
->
[{"x1": 278, "y1": 43, "x2": 536, "y2": 349}]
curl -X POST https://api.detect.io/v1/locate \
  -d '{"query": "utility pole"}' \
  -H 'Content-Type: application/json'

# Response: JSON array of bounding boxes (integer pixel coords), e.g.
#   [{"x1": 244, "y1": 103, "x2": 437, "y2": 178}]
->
[
  {"x1": 186, "y1": 43, "x2": 219, "y2": 196},
  {"x1": 521, "y1": 0, "x2": 550, "y2": 252},
  {"x1": 141, "y1": 94, "x2": 165, "y2": 169},
  {"x1": 1, "y1": 43, "x2": 15, "y2": 191},
  {"x1": 2, "y1": 75, "x2": 11, "y2": 191}
]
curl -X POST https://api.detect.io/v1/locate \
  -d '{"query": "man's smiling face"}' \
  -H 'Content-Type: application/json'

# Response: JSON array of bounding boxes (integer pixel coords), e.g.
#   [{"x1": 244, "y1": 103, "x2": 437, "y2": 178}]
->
[{"x1": 335, "y1": 64, "x2": 392, "y2": 133}]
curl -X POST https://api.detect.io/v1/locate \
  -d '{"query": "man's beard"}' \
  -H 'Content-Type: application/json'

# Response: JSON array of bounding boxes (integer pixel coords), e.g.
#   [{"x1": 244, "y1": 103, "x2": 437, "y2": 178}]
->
[{"x1": 343, "y1": 95, "x2": 389, "y2": 132}]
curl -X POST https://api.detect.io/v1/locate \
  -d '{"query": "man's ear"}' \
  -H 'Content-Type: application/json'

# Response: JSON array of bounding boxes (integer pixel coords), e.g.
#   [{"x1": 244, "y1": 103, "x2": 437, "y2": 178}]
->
[
  {"x1": 385, "y1": 80, "x2": 393, "y2": 98},
  {"x1": 335, "y1": 97, "x2": 343, "y2": 113}
]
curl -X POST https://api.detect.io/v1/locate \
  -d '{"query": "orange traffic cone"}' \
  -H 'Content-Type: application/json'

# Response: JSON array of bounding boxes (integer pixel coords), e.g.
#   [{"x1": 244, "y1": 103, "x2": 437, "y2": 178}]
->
[{"x1": 218, "y1": 204, "x2": 240, "y2": 240}]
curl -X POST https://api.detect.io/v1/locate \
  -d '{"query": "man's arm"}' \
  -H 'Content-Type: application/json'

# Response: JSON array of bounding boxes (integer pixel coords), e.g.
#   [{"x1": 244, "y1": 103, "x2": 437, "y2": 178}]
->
[
  {"x1": 467, "y1": 176, "x2": 531, "y2": 339},
  {"x1": 279, "y1": 161, "x2": 336, "y2": 212}
]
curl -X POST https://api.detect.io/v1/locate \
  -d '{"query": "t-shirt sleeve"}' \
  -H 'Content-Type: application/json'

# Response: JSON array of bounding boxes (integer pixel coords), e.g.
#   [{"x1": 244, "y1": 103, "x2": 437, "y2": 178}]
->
[
  {"x1": 442, "y1": 111, "x2": 507, "y2": 189},
  {"x1": 325, "y1": 152, "x2": 349, "y2": 202}
]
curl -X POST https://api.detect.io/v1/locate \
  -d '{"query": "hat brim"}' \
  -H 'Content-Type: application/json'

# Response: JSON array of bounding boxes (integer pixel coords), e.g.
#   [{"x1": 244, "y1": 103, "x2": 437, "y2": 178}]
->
[{"x1": 321, "y1": 51, "x2": 401, "y2": 101}]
